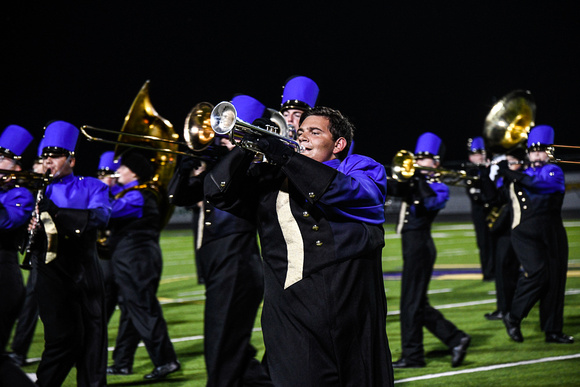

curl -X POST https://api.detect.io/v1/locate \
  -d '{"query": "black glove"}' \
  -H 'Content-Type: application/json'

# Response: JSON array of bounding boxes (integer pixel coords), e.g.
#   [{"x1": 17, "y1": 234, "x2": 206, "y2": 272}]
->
[
  {"x1": 411, "y1": 175, "x2": 436, "y2": 200},
  {"x1": 252, "y1": 118, "x2": 276, "y2": 129},
  {"x1": 496, "y1": 160, "x2": 509, "y2": 173},
  {"x1": 256, "y1": 136, "x2": 295, "y2": 165},
  {"x1": 38, "y1": 197, "x2": 59, "y2": 216},
  {"x1": 178, "y1": 156, "x2": 201, "y2": 174}
]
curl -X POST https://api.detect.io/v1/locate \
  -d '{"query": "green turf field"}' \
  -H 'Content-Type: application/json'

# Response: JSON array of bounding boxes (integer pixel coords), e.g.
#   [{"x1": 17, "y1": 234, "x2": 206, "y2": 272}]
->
[{"x1": 15, "y1": 221, "x2": 580, "y2": 386}]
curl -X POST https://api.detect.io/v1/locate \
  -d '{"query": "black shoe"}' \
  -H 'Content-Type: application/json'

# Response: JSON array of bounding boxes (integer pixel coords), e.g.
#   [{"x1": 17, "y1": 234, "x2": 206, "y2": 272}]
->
[
  {"x1": 7, "y1": 352, "x2": 26, "y2": 367},
  {"x1": 392, "y1": 358, "x2": 425, "y2": 368},
  {"x1": 144, "y1": 360, "x2": 181, "y2": 380},
  {"x1": 484, "y1": 310, "x2": 504, "y2": 321},
  {"x1": 502, "y1": 313, "x2": 523, "y2": 342},
  {"x1": 106, "y1": 365, "x2": 133, "y2": 375},
  {"x1": 451, "y1": 334, "x2": 471, "y2": 367},
  {"x1": 545, "y1": 332, "x2": 574, "y2": 344}
]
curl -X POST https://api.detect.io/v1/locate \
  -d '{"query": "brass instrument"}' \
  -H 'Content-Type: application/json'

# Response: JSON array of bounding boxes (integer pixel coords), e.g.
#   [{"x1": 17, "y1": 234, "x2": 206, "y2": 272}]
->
[
  {"x1": 81, "y1": 81, "x2": 184, "y2": 227},
  {"x1": 184, "y1": 101, "x2": 216, "y2": 152},
  {"x1": 0, "y1": 169, "x2": 51, "y2": 190},
  {"x1": 483, "y1": 90, "x2": 536, "y2": 154},
  {"x1": 80, "y1": 87, "x2": 218, "y2": 160},
  {"x1": 210, "y1": 101, "x2": 302, "y2": 154},
  {"x1": 546, "y1": 144, "x2": 580, "y2": 165},
  {"x1": 391, "y1": 149, "x2": 478, "y2": 186}
]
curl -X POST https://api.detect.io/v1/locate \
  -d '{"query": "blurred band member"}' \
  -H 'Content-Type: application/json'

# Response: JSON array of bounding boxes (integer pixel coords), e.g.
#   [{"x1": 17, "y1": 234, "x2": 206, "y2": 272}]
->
[
  {"x1": 106, "y1": 152, "x2": 180, "y2": 380},
  {"x1": 391, "y1": 132, "x2": 471, "y2": 368},
  {"x1": 481, "y1": 146, "x2": 526, "y2": 321},
  {"x1": 465, "y1": 136, "x2": 494, "y2": 281},
  {"x1": 33, "y1": 121, "x2": 112, "y2": 386},
  {"x1": 7, "y1": 136, "x2": 42, "y2": 369},
  {"x1": 96, "y1": 151, "x2": 120, "y2": 323},
  {"x1": 169, "y1": 95, "x2": 272, "y2": 387},
  {"x1": 500, "y1": 125, "x2": 573, "y2": 344},
  {"x1": 280, "y1": 75, "x2": 319, "y2": 139},
  {"x1": 0, "y1": 125, "x2": 35, "y2": 360}
]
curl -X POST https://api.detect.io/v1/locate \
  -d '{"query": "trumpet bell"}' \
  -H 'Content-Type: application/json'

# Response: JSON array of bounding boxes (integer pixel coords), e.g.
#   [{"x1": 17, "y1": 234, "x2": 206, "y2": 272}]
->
[
  {"x1": 484, "y1": 90, "x2": 536, "y2": 153},
  {"x1": 210, "y1": 101, "x2": 302, "y2": 154},
  {"x1": 184, "y1": 102, "x2": 215, "y2": 151},
  {"x1": 211, "y1": 101, "x2": 237, "y2": 135}
]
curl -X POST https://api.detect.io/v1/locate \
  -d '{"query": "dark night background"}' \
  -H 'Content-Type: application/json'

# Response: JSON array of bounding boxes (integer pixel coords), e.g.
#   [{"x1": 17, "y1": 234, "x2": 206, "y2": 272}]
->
[{"x1": 2, "y1": 2, "x2": 579, "y2": 177}]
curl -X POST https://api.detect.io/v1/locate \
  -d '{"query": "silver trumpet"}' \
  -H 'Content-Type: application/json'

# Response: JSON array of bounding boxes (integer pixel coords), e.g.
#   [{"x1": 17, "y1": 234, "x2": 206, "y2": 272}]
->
[{"x1": 210, "y1": 101, "x2": 303, "y2": 154}]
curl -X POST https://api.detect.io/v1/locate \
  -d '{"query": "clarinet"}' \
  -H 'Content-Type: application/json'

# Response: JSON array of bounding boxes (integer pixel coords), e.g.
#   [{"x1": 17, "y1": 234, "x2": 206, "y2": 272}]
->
[{"x1": 20, "y1": 171, "x2": 51, "y2": 270}]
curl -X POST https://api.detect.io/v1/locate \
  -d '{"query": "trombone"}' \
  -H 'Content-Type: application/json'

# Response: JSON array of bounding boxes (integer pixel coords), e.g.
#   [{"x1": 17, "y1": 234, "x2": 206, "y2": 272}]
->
[
  {"x1": 548, "y1": 144, "x2": 580, "y2": 165},
  {"x1": 80, "y1": 100, "x2": 217, "y2": 159},
  {"x1": 391, "y1": 149, "x2": 478, "y2": 186},
  {"x1": 210, "y1": 101, "x2": 303, "y2": 154}
]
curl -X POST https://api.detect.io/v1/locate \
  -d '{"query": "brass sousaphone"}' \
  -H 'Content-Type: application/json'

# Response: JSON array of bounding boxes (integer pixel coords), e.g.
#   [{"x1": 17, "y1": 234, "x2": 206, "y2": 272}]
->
[
  {"x1": 82, "y1": 81, "x2": 181, "y2": 227},
  {"x1": 483, "y1": 89, "x2": 536, "y2": 154}
]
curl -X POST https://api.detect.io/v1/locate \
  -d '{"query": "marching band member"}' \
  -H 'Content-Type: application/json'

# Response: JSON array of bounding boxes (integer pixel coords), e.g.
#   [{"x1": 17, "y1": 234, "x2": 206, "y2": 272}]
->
[
  {"x1": 205, "y1": 106, "x2": 394, "y2": 386},
  {"x1": 481, "y1": 146, "x2": 526, "y2": 321},
  {"x1": 33, "y1": 120, "x2": 111, "y2": 386},
  {"x1": 7, "y1": 137, "x2": 43, "y2": 369},
  {"x1": 96, "y1": 151, "x2": 120, "y2": 323},
  {"x1": 390, "y1": 132, "x2": 471, "y2": 368},
  {"x1": 0, "y1": 125, "x2": 35, "y2": 357},
  {"x1": 465, "y1": 136, "x2": 494, "y2": 281},
  {"x1": 500, "y1": 125, "x2": 573, "y2": 344},
  {"x1": 280, "y1": 75, "x2": 319, "y2": 138},
  {"x1": 106, "y1": 151, "x2": 180, "y2": 380},
  {"x1": 169, "y1": 94, "x2": 272, "y2": 386}
]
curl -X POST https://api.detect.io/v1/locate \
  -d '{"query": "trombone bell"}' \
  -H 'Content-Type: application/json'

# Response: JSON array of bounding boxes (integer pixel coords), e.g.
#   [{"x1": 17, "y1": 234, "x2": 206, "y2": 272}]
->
[
  {"x1": 391, "y1": 150, "x2": 416, "y2": 181},
  {"x1": 391, "y1": 149, "x2": 476, "y2": 186},
  {"x1": 184, "y1": 102, "x2": 215, "y2": 151}
]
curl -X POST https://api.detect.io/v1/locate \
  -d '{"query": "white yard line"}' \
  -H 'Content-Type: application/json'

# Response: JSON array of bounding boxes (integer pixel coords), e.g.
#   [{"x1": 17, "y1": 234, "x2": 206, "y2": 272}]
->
[{"x1": 394, "y1": 353, "x2": 580, "y2": 384}]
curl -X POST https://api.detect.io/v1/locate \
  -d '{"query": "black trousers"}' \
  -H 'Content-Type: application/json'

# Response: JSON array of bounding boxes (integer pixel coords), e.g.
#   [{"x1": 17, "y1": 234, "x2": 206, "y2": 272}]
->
[
  {"x1": 400, "y1": 229, "x2": 464, "y2": 362},
  {"x1": 510, "y1": 216, "x2": 568, "y2": 333},
  {"x1": 35, "y1": 254, "x2": 107, "y2": 387},
  {"x1": 0, "y1": 354, "x2": 35, "y2": 387},
  {"x1": 471, "y1": 203, "x2": 494, "y2": 280},
  {"x1": 200, "y1": 233, "x2": 272, "y2": 387},
  {"x1": 111, "y1": 236, "x2": 177, "y2": 368},
  {"x1": 98, "y1": 258, "x2": 118, "y2": 323},
  {"x1": 10, "y1": 261, "x2": 39, "y2": 358},
  {"x1": 0, "y1": 250, "x2": 25, "y2": 351},
  {"x1": 491, "y1": 231, "x2": 520, "y2": 314}
]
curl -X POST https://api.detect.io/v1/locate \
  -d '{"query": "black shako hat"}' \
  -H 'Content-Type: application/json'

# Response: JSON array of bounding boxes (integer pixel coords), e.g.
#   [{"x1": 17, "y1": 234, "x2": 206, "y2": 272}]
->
[{"x1": 120, "y1": 151, "x2": 154, "y2": 182}]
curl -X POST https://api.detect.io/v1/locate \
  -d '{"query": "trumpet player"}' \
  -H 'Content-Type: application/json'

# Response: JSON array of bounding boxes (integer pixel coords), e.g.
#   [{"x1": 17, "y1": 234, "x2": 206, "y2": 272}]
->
[
  {"x1": 32, "y1": 121, "x2": 112, "y2": 387},
  {"x1": 499, "y1": 125, "x2": 573, "y2": 344},
  {"x1": 0, "y1": 125, "x2": 35, "y2": 385},
  {"x1": 205, "y1": 106, "x2": 393, "y2": 386},
  {"x1": 169, "y1": 94, "x2": 272, "y2": 386}
]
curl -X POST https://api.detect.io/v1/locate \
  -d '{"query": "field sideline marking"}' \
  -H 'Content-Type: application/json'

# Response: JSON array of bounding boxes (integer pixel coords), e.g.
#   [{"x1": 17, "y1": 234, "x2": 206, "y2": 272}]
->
[
  {"x1": 387, "y1": 299, "x2": 496, "y2": 316},
  {"x1": 394, "y1": 353, "x2": 580, "y2": 384}
]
